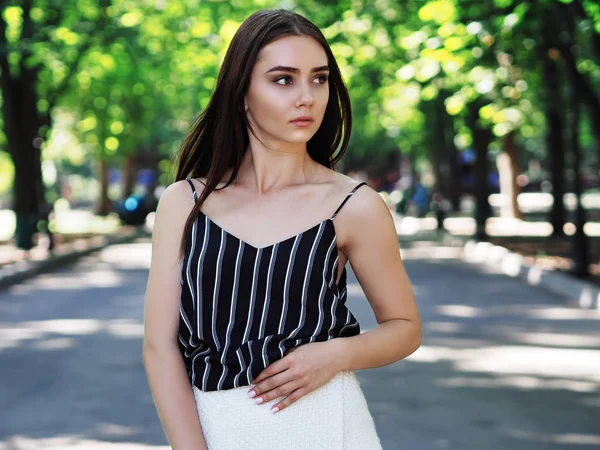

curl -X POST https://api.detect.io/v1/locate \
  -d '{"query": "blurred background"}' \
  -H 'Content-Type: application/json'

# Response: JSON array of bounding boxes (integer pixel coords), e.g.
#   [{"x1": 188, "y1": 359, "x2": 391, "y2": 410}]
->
[{"x1": 1, "y1": 1, "x2": 599, "y2": 449}]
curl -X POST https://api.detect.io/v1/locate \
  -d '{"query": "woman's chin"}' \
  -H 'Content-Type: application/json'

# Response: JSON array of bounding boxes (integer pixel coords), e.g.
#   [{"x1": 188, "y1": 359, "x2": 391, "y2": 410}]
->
[
  {"x1": 287, "y1": 130, "x2": 317, "y2": 142},
  {"x1": 249, "y1": 128, "x2": 315, "y2": 146}
]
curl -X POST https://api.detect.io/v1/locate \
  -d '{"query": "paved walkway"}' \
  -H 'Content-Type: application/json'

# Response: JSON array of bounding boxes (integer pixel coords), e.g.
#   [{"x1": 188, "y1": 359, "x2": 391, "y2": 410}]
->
[{"x1": 0, "y1": 239, "x2": 599, "y2": 449}]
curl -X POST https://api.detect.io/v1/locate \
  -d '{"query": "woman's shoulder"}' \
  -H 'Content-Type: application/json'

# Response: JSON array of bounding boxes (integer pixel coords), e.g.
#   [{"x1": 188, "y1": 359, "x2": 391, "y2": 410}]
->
[
  {"x1": 325, "y1": 172, "x2": 390, "y2": 251},
  {"x1": 328, "y1": 171, "x2": 376, "y2": 200},
  {"x1": 153, "y1": 179, "x2": 200, "y2": 228},
  {"x1": 161, "y1": 176, "x2": 224, "y2": 201},
  {"x1": 161, "y1": 179, "x2": 200, "y2": 204},
  {"x1": 329, "y1": 172, "x2": 388, "y2": 221}
]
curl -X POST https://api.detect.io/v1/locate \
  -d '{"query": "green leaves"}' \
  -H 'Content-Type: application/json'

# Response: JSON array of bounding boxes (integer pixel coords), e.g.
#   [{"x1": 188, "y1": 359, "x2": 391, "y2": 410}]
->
[{"x1": 1, "y1": 0, "x2": 599, "y2": 194}]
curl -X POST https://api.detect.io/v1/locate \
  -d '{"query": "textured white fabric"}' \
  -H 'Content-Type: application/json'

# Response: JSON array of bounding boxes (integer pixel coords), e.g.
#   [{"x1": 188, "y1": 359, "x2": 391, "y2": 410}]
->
[{"x1": 192, "y1": 371, "x2": 382, "y2": 450}]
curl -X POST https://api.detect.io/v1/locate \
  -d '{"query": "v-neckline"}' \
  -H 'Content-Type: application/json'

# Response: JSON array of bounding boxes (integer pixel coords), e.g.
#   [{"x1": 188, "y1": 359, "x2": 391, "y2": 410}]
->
[
  {"x1": 197, "y1": 209, "x2": 335, "y2": 251},
  {"x1": 193, "y1": 210, "x2": 347, "y2": 288}
]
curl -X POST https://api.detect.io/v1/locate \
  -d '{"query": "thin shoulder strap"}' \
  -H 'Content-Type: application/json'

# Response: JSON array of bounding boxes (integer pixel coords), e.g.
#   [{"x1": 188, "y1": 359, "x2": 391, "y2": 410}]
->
[
  {"x1": 185, "y1": 178, "x2": 198, "y2": 202},
  {"x1": 330, "y1": 181, "x2": 367, "y2": 220}
]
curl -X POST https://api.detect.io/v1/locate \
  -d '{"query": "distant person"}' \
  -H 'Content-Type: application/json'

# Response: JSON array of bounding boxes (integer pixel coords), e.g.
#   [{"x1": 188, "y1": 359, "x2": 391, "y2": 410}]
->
[
  {"x1": 143, "y1": 9, "x2": 421, "y2": 450},
  {"x1": 383, "y1": 169, "x2": 400, "y2": 193},
  {"x1": 409, "y1": 175, "x2": 429, "y2": 217}
]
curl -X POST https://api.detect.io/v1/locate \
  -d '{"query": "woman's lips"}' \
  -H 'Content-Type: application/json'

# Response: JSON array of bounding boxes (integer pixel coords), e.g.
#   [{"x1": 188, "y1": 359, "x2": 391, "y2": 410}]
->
[{"x1": 290, "y1": 120, "x2": 313, "y2": 127}]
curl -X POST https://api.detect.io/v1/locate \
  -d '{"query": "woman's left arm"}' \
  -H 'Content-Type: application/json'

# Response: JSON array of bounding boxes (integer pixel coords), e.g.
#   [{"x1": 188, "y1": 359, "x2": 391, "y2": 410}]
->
[
  {"x1": 335, "y1": 186, "x2": 422, "y2": 371},
  {"x1": 250, "y1": 186, "x2": 421, "y2": 412}
]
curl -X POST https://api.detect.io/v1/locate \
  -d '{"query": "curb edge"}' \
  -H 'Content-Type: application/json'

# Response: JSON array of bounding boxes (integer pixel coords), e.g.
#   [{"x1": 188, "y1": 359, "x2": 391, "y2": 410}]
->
[
  {"x1": 462, "y1": 238, "x2": 600, "y2": 311},
  {"x1": 0, "y1": 229, "x2": 149, "y2": 290}
]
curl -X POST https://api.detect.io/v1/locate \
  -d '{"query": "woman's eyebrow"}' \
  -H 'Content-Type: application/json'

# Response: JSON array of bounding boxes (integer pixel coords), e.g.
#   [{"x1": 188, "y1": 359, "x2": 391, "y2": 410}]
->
[{"x1": 265, "y1": 65, "x2": 330, "y2": 74}]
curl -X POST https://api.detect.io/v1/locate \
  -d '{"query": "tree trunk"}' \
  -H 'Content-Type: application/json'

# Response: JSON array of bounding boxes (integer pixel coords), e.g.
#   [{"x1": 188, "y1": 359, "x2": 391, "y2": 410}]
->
[
  {"x1": 122, "y1": 152, "x2": 137, "y2": 198},
  {"x1": 447, "y1": 137, "x2": 462, "y2": 212},
  {"x1": 421, "y1": 100, "x2": 440, "y2": 193},
  {"x1": 496, "y1": 131, "x2": 522, "y2": 219},
  {"x1": 439, "y1": 90, "x2": 462, "y2": 212},
  {"x1": 5, "y1": 96, "x2": 43, "y2": 216},
  {"x1": 97, "y1": 159, "x2": 112, "y2": 216},
  {"x1": 568, "y1": 73, "x2": 589, "y2": 277},
  {"x1": 562, "y1": 4, "x2": 589, "y2": 277},
  {"x1": 466, "y1": 101, "x2": 493, "y2": 240},
  {"x1": 0, "y1": 2, "x2": 47, "y2": 249},
  {"x1": 434, "y1": 93, "x2": 451, "y2": 200},
  {"x1": 1, "y1": 60, "x2": 45, "y2": 250},
  {"x1": 541, "y1": 10, "x2": 567, "y2": 237},
  {"x1": 424, "y1": 92, "x2": 461, "y2": 212}
]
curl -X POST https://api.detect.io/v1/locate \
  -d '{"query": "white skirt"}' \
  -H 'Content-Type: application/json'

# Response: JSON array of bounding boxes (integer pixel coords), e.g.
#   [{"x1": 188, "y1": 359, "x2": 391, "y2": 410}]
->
[{"x1": 192, "y1": 370, "x2": 382, "y2": 450}]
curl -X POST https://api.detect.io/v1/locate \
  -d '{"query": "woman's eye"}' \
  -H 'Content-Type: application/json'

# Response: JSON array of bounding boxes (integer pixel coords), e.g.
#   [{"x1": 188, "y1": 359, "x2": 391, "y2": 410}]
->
[{"x1": 273, "y1": 75, "x2": 329, "y2": 85}]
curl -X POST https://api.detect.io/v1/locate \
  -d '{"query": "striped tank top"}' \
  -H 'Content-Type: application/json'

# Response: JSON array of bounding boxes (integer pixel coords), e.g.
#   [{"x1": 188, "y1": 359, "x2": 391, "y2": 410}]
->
[{"x1": 179, "y1": 179, "x2": 367, "y2": 392}]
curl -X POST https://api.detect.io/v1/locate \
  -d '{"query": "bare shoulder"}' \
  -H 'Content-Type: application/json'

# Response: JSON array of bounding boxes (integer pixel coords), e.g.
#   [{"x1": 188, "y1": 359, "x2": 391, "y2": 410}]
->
[
  {"x1": 156, "y1": 180, "x2": 198, "y2": 218},
  {"x1": 152, "y1": 179, "x2": 205, "y2": 243},
  {"x1": 329, "y1": 172, "x2": 393, "y2": 249},
  {"x1": 330, "y1": 172, "x2": 386, "y2": 217}
]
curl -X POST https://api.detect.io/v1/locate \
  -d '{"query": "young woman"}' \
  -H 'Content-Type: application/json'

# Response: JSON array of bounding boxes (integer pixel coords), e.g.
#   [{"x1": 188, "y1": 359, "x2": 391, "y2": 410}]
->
[{"x1": 143, "y1": 9, "x2": 421, "y2": 450}]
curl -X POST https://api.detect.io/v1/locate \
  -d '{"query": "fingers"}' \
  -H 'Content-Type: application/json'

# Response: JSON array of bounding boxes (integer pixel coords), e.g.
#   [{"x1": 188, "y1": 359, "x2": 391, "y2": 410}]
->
[
  {"x1": 271, "y1": 387, "x2": 307, "y2": 413},
  {"x1": 252, "y1": 357, "x2": 289, "y2": 384},
  {"x1": 252, "y1": 380, "x2": 300, "y2": 406},
  {"x1": 249, "y1": 370, "x2": 290, "y2": 399},
  {"x1": 245, "y1": 347, "x2": 313, "y2": 413}
]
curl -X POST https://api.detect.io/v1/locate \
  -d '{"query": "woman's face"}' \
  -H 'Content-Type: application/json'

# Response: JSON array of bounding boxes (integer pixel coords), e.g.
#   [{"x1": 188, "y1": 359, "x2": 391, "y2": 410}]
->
[{"x1": 244, "y1": 35, "x2": 330, "y2": 147}]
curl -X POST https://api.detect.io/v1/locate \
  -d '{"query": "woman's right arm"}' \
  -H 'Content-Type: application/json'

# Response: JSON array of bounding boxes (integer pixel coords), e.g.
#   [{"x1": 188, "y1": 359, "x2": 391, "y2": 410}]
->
[{"x1": 142, "y1": 180, "x2": 208, "y2": 450}]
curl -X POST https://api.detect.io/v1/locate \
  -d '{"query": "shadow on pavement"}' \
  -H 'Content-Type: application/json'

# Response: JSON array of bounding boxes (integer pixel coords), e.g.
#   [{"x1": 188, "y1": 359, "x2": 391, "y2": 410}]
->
[
  {"x1": 348, "y1": 255, "x2": 600, "y2": 450},
  {"x1": 0, "y1": 242, "x2": 169, "y2": 449},
  {"x1": 1, "y1": 241, "x2": 599, "y2": 450}
]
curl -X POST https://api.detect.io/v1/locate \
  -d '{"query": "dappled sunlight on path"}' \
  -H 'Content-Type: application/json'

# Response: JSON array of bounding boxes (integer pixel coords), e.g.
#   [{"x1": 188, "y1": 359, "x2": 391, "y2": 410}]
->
[{"x1": 346, "y1": 253, "x2": 600, "y2": 450}]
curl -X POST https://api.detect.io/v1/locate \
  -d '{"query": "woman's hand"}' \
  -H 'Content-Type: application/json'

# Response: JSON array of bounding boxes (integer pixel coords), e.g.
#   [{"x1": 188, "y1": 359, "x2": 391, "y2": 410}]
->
[{"x1": 247, "y1": 338, "x2": 349, "y2": 413}]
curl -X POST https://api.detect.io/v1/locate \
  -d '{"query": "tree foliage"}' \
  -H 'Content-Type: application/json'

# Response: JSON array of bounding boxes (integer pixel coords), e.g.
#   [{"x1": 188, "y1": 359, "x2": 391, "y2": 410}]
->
[{"x1": 1, "y1": 0, "x2": 599, "y2": 220}]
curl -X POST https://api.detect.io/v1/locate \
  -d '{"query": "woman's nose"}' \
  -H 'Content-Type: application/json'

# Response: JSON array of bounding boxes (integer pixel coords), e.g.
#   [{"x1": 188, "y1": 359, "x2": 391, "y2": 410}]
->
[{"x1": 296, "y1": 84, "x2": 315, "y2": 107}]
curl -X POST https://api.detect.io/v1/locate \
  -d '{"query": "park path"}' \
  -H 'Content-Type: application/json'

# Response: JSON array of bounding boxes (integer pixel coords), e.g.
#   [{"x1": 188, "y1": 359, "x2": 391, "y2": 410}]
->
[{"x1": 0, "y1": 239, "x2": 599, "y2": 449}]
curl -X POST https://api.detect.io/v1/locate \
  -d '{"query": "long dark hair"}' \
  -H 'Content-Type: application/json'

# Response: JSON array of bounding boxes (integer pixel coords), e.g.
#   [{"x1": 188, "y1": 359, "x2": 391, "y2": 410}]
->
[{"x1": 174, "y1": 9, "x2": 352, "y2": 258}]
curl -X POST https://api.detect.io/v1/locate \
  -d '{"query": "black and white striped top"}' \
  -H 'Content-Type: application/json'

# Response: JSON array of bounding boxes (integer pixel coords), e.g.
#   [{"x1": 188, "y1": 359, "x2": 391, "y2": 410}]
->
[{"x1": 178, "y1": 179, "x2": 367, "y2": 392}]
